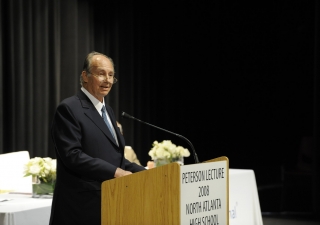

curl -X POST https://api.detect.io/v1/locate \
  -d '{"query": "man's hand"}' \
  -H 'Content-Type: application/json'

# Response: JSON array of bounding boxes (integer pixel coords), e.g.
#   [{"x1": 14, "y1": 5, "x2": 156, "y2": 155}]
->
[
  {"x1": 147, "y1": 161, "x2": 155, "y2": 169},
  {"x1": 114, "y1": 168, "x2": 132, "y2": 178}
]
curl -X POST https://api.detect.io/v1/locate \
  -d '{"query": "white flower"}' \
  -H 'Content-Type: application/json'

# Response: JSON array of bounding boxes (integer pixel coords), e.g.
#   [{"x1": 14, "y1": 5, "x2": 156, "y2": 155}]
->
[
  {"x1": 177, "y1": 146, "x2": 190, "y2": 157},
  {"x1": 29, "y1": 164, "x2": 41, "y2": 174},
  {"x1": 148, "y1": 140, "x2": 190, "y2": 161},
  {"x1": 24, "y1": 157, "x2": 57, "y2": 183}
]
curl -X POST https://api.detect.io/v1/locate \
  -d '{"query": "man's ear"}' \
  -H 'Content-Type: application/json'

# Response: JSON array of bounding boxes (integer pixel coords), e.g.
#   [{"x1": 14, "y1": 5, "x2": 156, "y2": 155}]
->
[{"x1": 82, "y1": 71, "x2": 88, "y2": 83}]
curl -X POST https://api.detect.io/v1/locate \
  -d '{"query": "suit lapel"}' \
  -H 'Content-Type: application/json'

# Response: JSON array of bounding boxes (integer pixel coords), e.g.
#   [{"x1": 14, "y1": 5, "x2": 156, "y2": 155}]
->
[{"x1": 77, "y1": 91, "x2": 118, "y2": 147}]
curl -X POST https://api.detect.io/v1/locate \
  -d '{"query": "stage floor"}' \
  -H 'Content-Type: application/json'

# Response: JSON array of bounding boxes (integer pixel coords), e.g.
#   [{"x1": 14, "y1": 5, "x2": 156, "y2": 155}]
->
[{"x1": 262, "y1": 214, "x2": 319, "y2": 225}]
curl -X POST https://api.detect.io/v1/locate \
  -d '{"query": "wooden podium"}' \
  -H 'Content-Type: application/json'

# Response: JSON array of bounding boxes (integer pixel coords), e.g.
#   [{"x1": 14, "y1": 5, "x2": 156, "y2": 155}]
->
[{"x1": 101, "y1": 156, "x2": 229, "y2": 225}]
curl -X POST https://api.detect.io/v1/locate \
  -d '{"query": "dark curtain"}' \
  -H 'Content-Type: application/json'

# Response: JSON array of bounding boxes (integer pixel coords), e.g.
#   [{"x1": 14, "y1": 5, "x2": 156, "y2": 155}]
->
[
  {"x1": 313, "y1": 0, "x2": 320, "y2": 218},
  {"x1": 1, "y1": 0, "x2": 320, "y2": 216},
  {"x1": 0, "y1": 0, "x2": 151, "y2": 163},
  {"x1": 0, "y1": 0, "x2": 110, "y2": 157}
]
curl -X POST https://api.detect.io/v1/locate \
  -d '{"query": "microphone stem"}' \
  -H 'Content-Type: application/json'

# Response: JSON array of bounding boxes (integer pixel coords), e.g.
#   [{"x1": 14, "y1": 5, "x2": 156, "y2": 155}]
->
[
  {"x1": 177, "y1": 135, "x2": 200, "y2": 164},
  {"x1": 131, "y1": 116, "x2": 200, "y2": 164}
]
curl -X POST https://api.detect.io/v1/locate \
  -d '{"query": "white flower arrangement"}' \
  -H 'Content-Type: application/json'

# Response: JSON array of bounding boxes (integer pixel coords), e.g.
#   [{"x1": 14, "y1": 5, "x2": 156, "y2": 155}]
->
[
  {"x1": 24, "y1": 157, "x2": 57, "y2": 183},
  {"x1": 148, "y1": 140, "x2": 190, "y2": 162}
]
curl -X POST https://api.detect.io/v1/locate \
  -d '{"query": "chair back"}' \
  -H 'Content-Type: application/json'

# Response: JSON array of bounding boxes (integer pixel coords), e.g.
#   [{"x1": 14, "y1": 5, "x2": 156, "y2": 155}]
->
[{"x1": 0, "y1": 151, "x2": 32, "y2": 193}]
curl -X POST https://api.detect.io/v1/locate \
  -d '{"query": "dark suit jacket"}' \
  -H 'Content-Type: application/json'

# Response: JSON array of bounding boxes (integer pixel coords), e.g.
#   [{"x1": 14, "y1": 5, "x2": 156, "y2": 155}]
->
[{"x1": 49, "y1": 90, "x2": 145, "y2": 225}]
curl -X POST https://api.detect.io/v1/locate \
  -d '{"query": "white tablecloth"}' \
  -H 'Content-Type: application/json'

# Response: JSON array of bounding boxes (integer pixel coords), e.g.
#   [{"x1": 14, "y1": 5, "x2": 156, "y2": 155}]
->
[
  {"x1": 0, "y1": 194, "x2": 52, "y2": 225},
  {"x1": 229, "y1": 169, "x2": 263, "y2": 225}
]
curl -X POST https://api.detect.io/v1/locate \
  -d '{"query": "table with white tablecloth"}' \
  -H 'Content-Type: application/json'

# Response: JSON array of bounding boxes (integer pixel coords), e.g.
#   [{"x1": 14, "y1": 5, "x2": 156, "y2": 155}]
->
[
  {"x1": 0, "y1": 194, "x2": 52, "y2": 225},
  {"x1": 229, "y1": 169, "x2": 263, "y2": 225}
]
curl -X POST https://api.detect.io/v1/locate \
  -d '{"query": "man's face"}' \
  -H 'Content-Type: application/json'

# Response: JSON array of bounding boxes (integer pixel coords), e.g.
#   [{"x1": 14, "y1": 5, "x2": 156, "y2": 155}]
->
[{"x1": 82, "y1": 55, "x2": 115, "y2": 102}]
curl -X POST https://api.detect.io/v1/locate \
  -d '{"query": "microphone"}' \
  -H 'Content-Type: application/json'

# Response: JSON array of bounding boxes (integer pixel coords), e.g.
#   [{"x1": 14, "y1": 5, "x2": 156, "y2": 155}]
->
[{"x1": 122, "y1": 112, "x2": 200, "y2": 164}]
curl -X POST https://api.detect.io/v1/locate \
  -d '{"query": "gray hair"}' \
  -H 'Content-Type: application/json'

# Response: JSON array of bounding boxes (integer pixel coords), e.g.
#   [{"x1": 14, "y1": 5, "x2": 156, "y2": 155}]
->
[{"x1": 80, "y1": 51, "x2": 115, "y2": 86}]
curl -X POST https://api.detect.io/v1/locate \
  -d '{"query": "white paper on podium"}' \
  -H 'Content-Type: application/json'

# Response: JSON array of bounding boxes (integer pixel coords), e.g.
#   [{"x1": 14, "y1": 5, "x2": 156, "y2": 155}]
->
[{"x1": 180, "y1": 160, "x2": 228, "y2": 225}]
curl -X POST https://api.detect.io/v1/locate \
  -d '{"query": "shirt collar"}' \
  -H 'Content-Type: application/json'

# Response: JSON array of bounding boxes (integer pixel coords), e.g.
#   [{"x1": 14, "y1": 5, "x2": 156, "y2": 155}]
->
[{"x1": 81, "y1": 87, "x2": 104, "y2": 114}]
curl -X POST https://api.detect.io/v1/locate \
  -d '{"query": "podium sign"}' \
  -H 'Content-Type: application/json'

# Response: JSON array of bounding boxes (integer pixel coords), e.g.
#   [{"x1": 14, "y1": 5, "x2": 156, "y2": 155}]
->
[{"x1": 180, "y1": 157, "x2": 229, "y2": 225}]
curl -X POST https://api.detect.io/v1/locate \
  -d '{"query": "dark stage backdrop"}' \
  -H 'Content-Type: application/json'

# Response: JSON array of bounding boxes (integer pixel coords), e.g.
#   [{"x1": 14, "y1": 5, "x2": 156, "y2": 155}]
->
[{"x1": 0, "y1": 0, "x2": 319, "y2": 216}]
